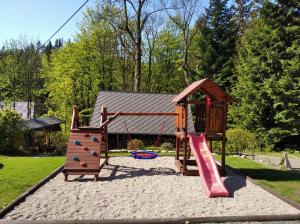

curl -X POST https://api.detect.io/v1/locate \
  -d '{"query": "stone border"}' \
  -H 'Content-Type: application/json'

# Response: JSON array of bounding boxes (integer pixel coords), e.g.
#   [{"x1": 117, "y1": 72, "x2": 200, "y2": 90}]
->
[
  {"x1": 1, "y1": 214, "x2": 300, "y2": 224},
  {"x1": 0, "y1": 165, "x2": 64, "y2": 219}
]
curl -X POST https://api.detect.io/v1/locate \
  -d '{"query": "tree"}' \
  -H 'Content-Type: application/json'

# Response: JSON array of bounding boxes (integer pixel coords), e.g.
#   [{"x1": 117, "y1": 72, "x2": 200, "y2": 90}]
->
[
  {"x1": 196, "y1": 0, "x2": 237, "y2": 90},
  {"x1": 230, "y1": 0, "x2": 300, "y2": 148},
  {"x1": 107, "y1": 0, "x2": 165, "y2": 92},
  {"x1": 165, "y1": 0, "x2": 199, "y2": 86},
  {"x1": 143, "y1": 16, "x2": 159, "y2": 92},
  {"x1": 0, "y1": 108, "x2": 23, "y2": 154},
  {"x1": 0, "y1": 39, "x2": 43, "y2": 118}
]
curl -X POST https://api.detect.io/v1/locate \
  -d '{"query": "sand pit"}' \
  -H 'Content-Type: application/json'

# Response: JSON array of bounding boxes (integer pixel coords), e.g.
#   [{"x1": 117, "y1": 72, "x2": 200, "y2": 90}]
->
[{"x1": 2, "y1": 157, "x2": 300, "y2": 221}]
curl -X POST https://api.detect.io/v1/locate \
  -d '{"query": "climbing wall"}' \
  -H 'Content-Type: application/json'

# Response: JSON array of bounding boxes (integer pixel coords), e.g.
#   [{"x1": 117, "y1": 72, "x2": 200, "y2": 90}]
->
[{"x1": 63, "y1": 129, "x2": 104, "y2": 180}]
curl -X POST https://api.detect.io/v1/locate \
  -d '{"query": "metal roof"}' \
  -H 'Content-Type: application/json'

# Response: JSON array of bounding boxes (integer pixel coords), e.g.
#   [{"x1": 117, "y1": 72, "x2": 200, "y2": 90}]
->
[
  {"x1": 23, "y1": 117, "x2": 64, "y2": 130},
  {"x1": 90, "y1": 91, "x2": 195, "y2": 135},
  {"x1": 172, "y1": 79, "x2": 234, "y2": 103}
]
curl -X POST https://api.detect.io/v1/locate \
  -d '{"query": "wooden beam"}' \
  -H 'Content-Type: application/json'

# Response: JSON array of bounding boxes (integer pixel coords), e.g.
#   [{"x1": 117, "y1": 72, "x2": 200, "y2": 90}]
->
[
  {"x1": 104, "y1": 112, "x2": 179, "y2": 116},
  {"x1": 71, "y1": 106, "x2": 79, "y2": 130},
  {"x1": 187, "y1": 100, "x2": 206, "y2": 105},
  {"x1": 183, "y1": 98, "x2": 188, "y2": 172},
  {"x1": 98, "y1": 112, "x2": 121, "y2": 129}
]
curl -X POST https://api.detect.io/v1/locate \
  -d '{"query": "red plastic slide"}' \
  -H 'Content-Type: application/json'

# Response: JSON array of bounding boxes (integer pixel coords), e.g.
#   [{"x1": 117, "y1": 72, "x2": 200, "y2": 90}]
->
[{"x1": 189, "y1": 133, "x2": 229, "y2": 197}]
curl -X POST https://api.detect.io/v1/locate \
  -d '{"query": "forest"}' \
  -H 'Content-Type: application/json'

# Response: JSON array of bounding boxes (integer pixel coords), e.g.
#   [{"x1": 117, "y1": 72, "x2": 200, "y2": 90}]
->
[{"x1": 0, "y1": 0, "x2": 299, "y2": 152}]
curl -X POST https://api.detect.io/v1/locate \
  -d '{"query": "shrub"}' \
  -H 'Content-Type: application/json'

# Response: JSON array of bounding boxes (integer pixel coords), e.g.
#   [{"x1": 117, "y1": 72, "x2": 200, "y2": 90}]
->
[
  {"x1": 127, "y1": 139, "x2": 144, "y2": 151},
  {"x1": 226, "y1": 128, "x2": 258, "y2": 154},
  {"x1": 160, "y1": 142, "x2": 174, "y2": 151},
  {"x1": 79, "y1": 108, "x2": 93, "y2": 126},
  {"x1": 0, "y1": 108, "x2": 24, "y2": 154},
  {"x1": 49, "y1": 131, "x2": 68, "y2": 155}
]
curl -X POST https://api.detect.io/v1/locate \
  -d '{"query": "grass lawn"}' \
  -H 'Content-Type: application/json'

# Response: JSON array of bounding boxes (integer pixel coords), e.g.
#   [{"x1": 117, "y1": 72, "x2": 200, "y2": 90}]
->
[
  {"x1": 218, "y1": 155, "x2": 300, "y2": 205},
  {"x1": 0, "y1": 156, "x2": 64, "y2": 209}
]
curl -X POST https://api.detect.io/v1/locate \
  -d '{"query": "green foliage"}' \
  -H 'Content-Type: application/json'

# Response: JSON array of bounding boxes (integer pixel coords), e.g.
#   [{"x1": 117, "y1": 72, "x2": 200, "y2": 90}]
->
[
  {"x1": 49, "y1": 131, "x2": 68, "y2": 155},
  {"x1": 160, "y1": 142, "x2": 174, "y2": 151},
  {"x1": 0, "y1": 108, "x2": 24, "y2": 154},
  {"x1": 231, "y1": 0, "x2": 300, "y2": 148},
  {"x1": 226, "y1": 128, "x2": 257, "y2": 154},
  {"x1": 127, "y1": 139, "x2": 144, "y2": 151},
  {"x1": 79, "y1": 108, "x2": 93, "y2": 126},
  {"x1": 195, "y1": 0, "x2": 237, "y2": 91}
]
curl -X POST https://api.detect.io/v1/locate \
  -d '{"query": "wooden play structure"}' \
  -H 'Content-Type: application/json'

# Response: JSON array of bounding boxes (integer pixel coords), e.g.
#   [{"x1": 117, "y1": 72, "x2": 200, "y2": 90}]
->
[
  {"x1": 62, "y1": 78, "x2": 233, "y2": 196},
  {"x1": 62, "y1": 106, "x2": 119, "y2": 181}
]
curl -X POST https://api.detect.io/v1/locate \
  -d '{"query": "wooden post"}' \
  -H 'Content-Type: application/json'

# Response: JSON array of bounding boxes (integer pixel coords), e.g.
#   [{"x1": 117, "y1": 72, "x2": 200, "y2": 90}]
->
[
  {"x1": 221, "y1": 102, "x2": 228, "y2": 174},
  {"x1": 71, "y1": 106, "x2": 79, "y2": 130},
  {"x1": 183, "y1": 99, "x2": 188, "y2": 172},
  {"x1": 116, "y1": 134, "x2": 120, "y2": 149},
  {"x1": 101, "y1": 106, "x2": 109, "y2": 164}
]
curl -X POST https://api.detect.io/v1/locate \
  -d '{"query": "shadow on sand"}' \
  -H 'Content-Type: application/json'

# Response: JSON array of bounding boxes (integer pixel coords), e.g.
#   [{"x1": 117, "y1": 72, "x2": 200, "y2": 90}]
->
[
  {"x1": 100, "y1": 164, "x2": 179, "y2": 181},
  {"x1": 223, "y1": 172, "x2": 246, "y2": 197},
  {"x1": 68, "y1": 164, "x2": 179, "y2": 182}
]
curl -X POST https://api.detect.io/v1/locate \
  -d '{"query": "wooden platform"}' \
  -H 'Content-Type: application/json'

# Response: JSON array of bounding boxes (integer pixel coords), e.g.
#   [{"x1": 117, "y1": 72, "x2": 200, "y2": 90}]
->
[{"x1": 62, "y1": 129, "x2": 108, "y2": 181}]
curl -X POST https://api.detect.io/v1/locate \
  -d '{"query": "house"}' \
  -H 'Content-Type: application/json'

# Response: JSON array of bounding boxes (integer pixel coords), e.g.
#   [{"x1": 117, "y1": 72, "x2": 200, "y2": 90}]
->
[
  {"x1": 90, "y1": 91, "x2": 195, "y2": 149},
  {"x1": 0, "y1": 101, "x2": 34, "y2": 119}
]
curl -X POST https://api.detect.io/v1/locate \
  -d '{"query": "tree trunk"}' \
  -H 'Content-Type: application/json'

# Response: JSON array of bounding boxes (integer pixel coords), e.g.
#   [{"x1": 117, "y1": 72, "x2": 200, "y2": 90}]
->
[
  {"x1": 147, "y1": 51, "x2": 152, "y2": 92},
  {"x1": 183, "y1": 39, "x2": 189, "y2": 86}
]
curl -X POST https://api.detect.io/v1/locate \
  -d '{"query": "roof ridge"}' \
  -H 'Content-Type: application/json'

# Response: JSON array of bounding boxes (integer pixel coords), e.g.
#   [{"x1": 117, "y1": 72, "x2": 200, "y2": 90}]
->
[{"x1": 98, "y1": 90, "x2": 177, "y2": 96}]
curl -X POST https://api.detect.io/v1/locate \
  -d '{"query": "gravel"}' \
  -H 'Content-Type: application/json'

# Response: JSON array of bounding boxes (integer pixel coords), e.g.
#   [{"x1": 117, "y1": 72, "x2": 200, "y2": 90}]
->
[{"x1": 2, "y1": 157, "x2": 299, "y2": 221}]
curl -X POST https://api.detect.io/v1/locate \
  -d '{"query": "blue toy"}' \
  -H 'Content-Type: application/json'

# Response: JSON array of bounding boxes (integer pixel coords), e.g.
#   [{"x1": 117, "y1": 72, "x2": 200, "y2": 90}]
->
[
  {"x1": 71, "y1": 155, "x2": 79, "y2": 161},
  {"x1": 131, "y1": 150, "x2": 158, "y2": 159},
  {"x1": 90, "y1": 150, "x2": 97, "y2": 156},
  {"x1": 91, "y1": 136, "x2": 97, "y2": 142},
  {"x1": 74, "y1": 140, "x2": 81, "y2": 145}
]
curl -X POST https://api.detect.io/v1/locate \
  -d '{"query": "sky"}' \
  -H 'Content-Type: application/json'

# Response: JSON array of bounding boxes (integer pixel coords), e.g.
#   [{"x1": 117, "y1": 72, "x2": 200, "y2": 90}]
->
[
  {"x1": 0, "y1": 0, "x2": 96, "y2": 46},
  {"x1": 0, "y1": 0, "x2": 209, "y2": 47}
]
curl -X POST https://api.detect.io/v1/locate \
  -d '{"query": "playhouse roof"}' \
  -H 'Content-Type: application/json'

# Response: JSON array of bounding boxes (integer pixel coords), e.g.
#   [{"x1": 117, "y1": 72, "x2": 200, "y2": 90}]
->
[
  {"x1": 90, "y1": 91, "x2": 195, "y2": 135},
  {"x1": 23, "y1": 116, "x2": 64, "y2": 130},
  {"x1": 172, "y1": 79, "x2": 234, "y2": 103}
]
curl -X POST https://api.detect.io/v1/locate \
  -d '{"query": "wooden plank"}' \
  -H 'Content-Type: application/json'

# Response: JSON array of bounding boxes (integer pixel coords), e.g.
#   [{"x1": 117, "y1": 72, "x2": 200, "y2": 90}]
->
[
  {"x1": 65, "y1": 149, "x2": 101, "y2": 154},
  {"x1": 179, "y1": 159, "x2": 197, "y2": 166},
  {"x1": 70, "y1": 132, "x2": 103, "y2": 137},
  {"x1": 64, "y1": 162, "x2": 99, "y2": 167},
  {"x1": 183, "y1": 169, "x2": 199, "y2": 176},
  {"x1": 98, "y1": 112, "x2": 121, "y2": 129},
  {"x1": 62, "y1": 171, "x2": 99, "y2": 175},
  {"x1": 105, "y1": 112, "x2": 179, "y2": 116},
  {"x1": 66, "y1": 156, "x2": 99, "y2": 161}
]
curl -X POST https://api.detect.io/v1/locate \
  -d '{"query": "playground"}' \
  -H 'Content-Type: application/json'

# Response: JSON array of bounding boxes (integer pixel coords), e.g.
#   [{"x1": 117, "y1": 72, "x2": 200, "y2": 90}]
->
[
  {"x1": 3, "y1": 157, "x2": 300, "y2": 220},
  {"x1": 1, "y1": 79, "x2": 300, "y2": 222}
]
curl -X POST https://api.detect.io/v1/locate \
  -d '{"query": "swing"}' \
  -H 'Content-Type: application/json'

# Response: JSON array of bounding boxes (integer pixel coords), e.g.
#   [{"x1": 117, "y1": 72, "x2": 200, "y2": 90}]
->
[
  {"x1": 124, "y1": 120, "x2": 166, "y2": 159},
  {"x1": 124, "y1": 120, "x2": 166, "y2": 147}
]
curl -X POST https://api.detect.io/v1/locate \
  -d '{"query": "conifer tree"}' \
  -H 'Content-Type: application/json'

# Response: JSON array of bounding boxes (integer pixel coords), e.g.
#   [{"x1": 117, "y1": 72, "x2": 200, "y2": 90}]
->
[{"x1": 231, "y1": 0, "x2": 300, "y2": 148}]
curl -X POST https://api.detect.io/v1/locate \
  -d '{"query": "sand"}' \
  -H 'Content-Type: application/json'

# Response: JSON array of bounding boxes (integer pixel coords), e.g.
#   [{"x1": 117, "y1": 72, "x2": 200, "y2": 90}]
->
[{"x1": 2, "y1": 157, "x2": 300, "y2": 221}]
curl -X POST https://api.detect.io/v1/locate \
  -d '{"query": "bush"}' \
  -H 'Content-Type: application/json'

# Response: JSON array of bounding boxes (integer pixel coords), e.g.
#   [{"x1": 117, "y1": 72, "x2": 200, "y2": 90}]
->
[
  {"x1": 160, "y1": 142, "x2": 174, "y2": 151},
  {"x1": 0, "y1": 108, "x2": 24, "y2": 154},
  {"x1": 49, "y1": 131, "x2": 68, "y2": 155},
  {"x1": 79, "y1": 108, "x2": 93, "y2": 126},
  {"x1": 127, "y1": 139, "x2": 144, "y2": 151},
  {"x1": 226, "y1": 128, "x2": 258, "y2": 155}
]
